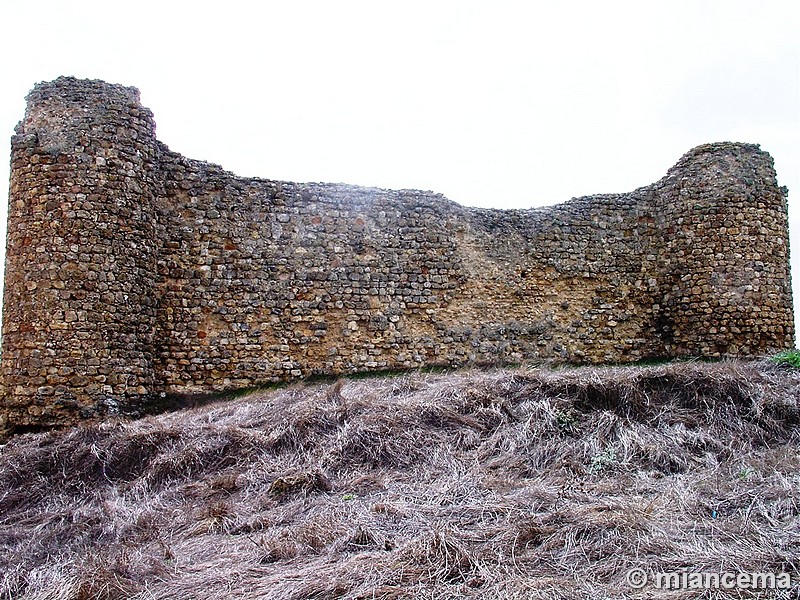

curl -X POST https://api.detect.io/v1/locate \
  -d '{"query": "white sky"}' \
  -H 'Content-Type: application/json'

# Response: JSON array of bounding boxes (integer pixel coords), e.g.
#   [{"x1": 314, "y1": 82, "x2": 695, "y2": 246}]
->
[{"x1": 0, "y1": 0, "x2": 798, "y2": 339}]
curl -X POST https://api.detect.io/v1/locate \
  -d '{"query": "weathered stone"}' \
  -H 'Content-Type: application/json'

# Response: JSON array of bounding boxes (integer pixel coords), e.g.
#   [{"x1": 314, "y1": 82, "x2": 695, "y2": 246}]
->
[{"x1": 0, "y1": 76, "x2": 794, "y2": 432}]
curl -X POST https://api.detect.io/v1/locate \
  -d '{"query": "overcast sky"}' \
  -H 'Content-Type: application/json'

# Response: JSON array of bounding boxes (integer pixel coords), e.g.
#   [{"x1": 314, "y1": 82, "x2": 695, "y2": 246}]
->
[{"x1": 1, "y1": 1, "x2": 798, "y2": 336}]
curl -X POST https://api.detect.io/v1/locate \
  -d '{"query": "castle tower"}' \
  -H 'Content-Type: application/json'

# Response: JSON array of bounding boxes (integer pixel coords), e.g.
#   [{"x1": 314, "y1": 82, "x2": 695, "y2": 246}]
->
[
  {"x1": 653, "y1": 143, "x2": 794, "y2": 356},
  {"x1": 0, "y1": 77, "x2": 160, "y2": 431}
]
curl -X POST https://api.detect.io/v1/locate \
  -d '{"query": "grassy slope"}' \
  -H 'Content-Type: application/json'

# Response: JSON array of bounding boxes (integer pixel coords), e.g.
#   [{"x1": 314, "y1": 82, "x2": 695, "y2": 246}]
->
[{"x1": 0, "y1": 360, "x2": 799, "y2": 600}]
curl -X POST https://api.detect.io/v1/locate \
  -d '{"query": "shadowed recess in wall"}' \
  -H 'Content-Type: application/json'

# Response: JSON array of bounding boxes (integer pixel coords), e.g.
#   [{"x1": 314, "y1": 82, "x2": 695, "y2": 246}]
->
[{"x1": 0, "y1": 76, "x2": 794, "y2": 432}]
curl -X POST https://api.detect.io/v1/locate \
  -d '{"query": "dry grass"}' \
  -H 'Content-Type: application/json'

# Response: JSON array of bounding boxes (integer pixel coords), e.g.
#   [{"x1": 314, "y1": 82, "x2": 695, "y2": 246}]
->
[{"x1": 1, "y1": 359, "x2": 799, "y2": 599}]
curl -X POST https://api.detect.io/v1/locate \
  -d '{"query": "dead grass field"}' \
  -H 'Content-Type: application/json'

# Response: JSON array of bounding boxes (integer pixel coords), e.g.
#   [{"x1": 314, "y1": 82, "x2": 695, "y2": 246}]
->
[{"x1": 1, "y1": 360, "x2": 799, "y2": 599}]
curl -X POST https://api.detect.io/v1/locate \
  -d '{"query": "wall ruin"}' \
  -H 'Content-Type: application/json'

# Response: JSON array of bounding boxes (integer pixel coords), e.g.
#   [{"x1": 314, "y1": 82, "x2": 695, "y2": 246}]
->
[{"x1": 1, "y1": 77, "x2": 794, "y2": 432}]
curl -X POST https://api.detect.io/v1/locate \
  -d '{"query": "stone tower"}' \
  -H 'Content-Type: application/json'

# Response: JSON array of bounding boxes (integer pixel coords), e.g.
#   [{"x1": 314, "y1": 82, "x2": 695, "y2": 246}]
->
[
  {"x1": 1, "y1": 78, "x2": 160, "y2": 430},
  {"x1": 651, "y1": 145, "x2": 794, "y2": 357}
]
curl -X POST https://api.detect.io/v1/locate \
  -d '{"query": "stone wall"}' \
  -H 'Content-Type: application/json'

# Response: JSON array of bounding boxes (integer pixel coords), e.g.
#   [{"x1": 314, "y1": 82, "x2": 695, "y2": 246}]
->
[{"x1": 0, "y1": 77, "x2": 794, "y2": 432}]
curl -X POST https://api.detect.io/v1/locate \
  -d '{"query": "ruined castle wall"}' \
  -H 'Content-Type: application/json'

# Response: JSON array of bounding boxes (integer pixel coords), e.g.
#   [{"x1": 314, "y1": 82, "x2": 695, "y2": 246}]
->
[
  {"x1": 0, "y1": 77, "x2": 794, "y2": 431},
  {"x1": 151, "y1": 152, "x2": 671, "y2": 396}
]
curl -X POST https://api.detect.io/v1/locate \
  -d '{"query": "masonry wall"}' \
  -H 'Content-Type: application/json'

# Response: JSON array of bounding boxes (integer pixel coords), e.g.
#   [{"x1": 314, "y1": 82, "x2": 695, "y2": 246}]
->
[{"x1": 1, "y1": 77, "x2": 794, "y2": 432}]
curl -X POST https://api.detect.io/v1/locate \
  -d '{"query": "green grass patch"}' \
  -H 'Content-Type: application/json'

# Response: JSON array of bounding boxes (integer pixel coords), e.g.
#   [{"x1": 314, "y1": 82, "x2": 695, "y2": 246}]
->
[{"x1": 770, "y1": 350, "x2": 800, "y2": 368}]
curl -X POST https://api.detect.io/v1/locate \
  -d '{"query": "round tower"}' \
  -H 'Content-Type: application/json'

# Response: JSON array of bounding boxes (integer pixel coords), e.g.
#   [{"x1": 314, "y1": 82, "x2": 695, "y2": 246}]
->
[
  {"x1": 1, "y1": 77, "x2": 160, "y2": 432},
  {"x1": 655, "y1": 143, "x2": 794, "y2": 357}
]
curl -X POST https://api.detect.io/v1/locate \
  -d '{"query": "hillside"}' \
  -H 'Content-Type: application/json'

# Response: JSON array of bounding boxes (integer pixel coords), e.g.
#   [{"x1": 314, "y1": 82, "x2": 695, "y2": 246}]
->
[{"x1": 1, "y1": 360, "x2": 799, "y2": 599}]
